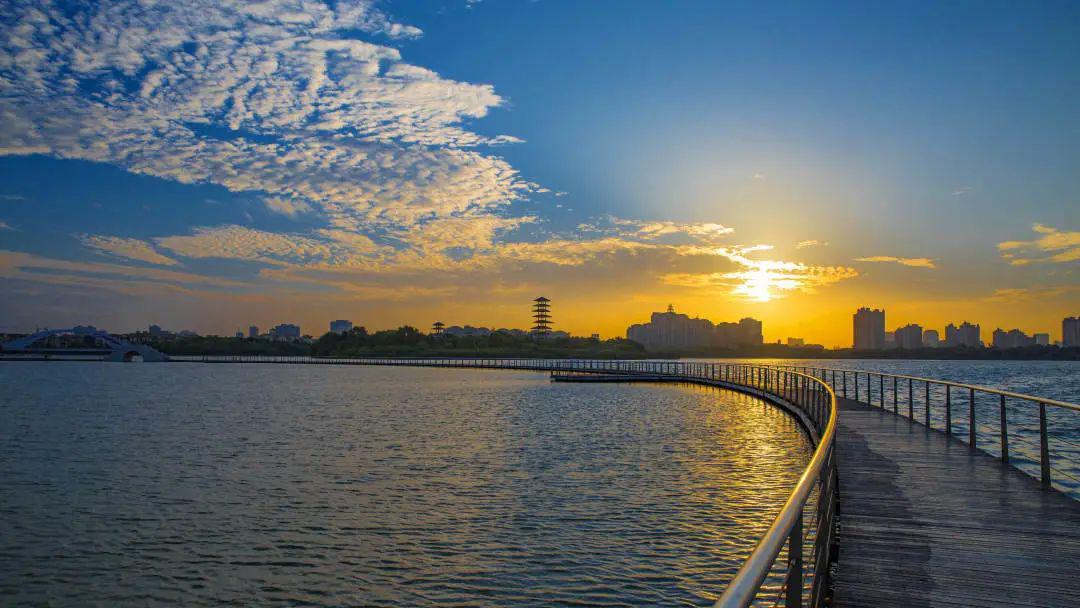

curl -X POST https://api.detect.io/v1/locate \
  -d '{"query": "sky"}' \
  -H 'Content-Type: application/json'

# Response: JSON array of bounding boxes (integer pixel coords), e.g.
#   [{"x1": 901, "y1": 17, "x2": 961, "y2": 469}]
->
[{"x1": 0, "y1": 0, "x2": 1077, "y2": 346}]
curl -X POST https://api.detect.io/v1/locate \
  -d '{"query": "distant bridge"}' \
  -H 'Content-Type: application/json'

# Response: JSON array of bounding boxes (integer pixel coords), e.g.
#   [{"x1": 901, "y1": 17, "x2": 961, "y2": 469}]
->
[
  {"x1": 169, "y1": 355, "x2": 1080, "y2": 607},
  {"x1": 0, "y1": 328, "x2": 169, "y2": 362}
]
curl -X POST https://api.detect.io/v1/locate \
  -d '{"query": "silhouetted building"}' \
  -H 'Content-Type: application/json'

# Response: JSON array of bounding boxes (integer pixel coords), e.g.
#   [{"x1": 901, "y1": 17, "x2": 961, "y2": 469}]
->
[
  {"x1": 922, "y1": 329, "x2": 940, "y2": 348},
  {"x1": 248, "y1": 325, "x2": 259, "y2": 338},
  {"x1": 992, "y1": 328, "x2": 1033, "y2": 349},
  {"x1": 716, "y1": 318, "x2": 763, "y2": 348},
  {"x1": 787, "y1": 337, "x2": 805, "y2": 347},
  {"x1": 431, "y1": 321, "x2": 445, "y2": 338},
  {"x1": 445, "y1": 325, "x2": 492, "y2": 337},
  {"x1": 1033, "y1": 333, "x2": 1050, "y2": 346},
  {"x1": 945, "y1": 322, "x2": 981, "y2": 348},
  {"x1": 149, "y1": 324, "x2": 163, "y2": 337},
  {"x1": 1064, "y1": 317, "x2": 1080, "y2": 347},
  {"x1": 234, "y1": 330, "x2": 244, "y2": 338},
  {"x1": 894, "y1": 324, "x2": 923, "y2": 349},
  {"x1": 269, "y1": 323, "x2": 301, "y2": 340},
  {"x1": 626, "y1": 306, "x2": 762, "y2": 351},
  {"x1": 853, "y1": 308, "x2": 886, "y2": 350},
  {"x1": 330, "y1": 319, "x2": 353, "y2": 335}
]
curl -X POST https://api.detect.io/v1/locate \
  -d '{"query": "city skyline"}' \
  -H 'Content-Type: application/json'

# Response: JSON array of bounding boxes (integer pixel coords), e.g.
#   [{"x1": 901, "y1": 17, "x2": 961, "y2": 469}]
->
[{"x1": 1, "y1": 1, "x2": 1077, "y2": 346}]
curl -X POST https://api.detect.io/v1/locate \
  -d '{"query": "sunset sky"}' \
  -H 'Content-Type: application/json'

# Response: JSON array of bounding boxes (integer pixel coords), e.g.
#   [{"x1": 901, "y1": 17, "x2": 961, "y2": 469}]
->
[{"x1": 0, "y1": 0, "x2": 1077, "y2": 346}]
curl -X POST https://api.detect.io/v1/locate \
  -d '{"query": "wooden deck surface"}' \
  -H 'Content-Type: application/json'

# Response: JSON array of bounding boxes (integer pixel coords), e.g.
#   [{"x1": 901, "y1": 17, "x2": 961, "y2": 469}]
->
[{"x1": 834, "y1": 397, "x2": 1080, "y2": 607}]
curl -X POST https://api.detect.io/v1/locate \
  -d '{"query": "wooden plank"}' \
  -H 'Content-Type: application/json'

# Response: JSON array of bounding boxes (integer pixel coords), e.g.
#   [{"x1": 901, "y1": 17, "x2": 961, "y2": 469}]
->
[{"x1": 834, "y1": 398, "x2": 1080, "y2": 607}]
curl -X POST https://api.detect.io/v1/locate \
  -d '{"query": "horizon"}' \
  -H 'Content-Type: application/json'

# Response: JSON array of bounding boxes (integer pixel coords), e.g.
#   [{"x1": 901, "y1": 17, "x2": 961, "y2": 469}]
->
[{"x1": 1, "y1": 1, "x2": 1078, "y2": 347}]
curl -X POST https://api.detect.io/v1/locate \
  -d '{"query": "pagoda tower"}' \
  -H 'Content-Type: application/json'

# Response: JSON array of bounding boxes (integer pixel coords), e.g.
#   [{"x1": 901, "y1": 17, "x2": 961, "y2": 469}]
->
[{"x1": 531, "y1": 297, "x2": 552, "y2": 339}]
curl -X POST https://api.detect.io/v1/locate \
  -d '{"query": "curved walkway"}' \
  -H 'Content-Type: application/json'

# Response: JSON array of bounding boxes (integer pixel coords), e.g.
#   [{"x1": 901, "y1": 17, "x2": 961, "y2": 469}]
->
[{"x1": 835, "y1": 397, "x2": 1080, "y2": 607}]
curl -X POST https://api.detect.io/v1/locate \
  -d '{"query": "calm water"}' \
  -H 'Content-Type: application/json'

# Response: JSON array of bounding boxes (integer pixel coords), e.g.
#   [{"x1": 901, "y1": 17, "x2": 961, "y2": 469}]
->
[{"x1": 0, "y1": 363, "x2": 811, "y2": 607}]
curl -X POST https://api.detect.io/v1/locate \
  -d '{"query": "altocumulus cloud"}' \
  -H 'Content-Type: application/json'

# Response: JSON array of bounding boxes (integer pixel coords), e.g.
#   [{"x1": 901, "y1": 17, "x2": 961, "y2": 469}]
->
[
  {"x1": 0, "y1": 0, "x2": 860, "y2": 306},
  {"x1": 0, "y1": 0, "x2": 531, "y2": 247}
]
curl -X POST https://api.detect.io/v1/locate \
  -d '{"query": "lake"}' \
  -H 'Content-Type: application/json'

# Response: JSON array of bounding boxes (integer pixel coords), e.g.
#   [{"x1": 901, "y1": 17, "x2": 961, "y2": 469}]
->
[{"x1": 0, "y1": 362, "x2": 811, "y2": 607}]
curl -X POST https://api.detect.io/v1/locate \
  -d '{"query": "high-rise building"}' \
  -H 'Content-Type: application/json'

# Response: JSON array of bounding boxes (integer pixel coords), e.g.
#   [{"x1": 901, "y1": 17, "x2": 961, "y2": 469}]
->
[
  {"x1": 894, "y1": 324, "x2": 923, "y2": 349},
  {"x1": 853, "y1": 308, "x2": 886, "y2": 350},
  {"x1": 992, "y1": 328, "x2": 1034, "y2": 349},
  {"x1": 1033, "y1": 333, "x2": 1050, "y2": 346},
  {"x1": 269, "y1": 323, "x2": 301, "y2": 340},
  {"x1": 329, "y1": 319, "x2": 353, "y2": 335},
  {"x1": 531, "y1": 297, "x2": 552, "y2": 339},
  {"x1": 626, "y1": 306, "x2": 763, "y2": 350},
  {"x1": 945, "y1": 322, "x2": 981, "y2": 348},
  {"x1": 1064, "y1": 317, "x2": 1080, "y2": 347},
  {"x1": 922, "y1": 329, "x2": 940, "y2": 348},
  {"x1": 787, "y1": 337, "x2": 805, "y2": 347},
  {"x1": 234, "y1": 330, "x2": 244, "y2": 338},
  {"x1": 248, "y1": 325, "x2": 259, "y2": 338}
]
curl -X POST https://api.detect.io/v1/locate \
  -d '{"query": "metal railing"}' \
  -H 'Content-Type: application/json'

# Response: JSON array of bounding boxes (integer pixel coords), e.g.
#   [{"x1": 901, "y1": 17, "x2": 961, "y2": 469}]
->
[
  {"x1": 763, "y1": 363, "x2": 1080, "y2": 494},
  {"x1": 173, "y1": 355, "x2": 839, "y2": 607}
]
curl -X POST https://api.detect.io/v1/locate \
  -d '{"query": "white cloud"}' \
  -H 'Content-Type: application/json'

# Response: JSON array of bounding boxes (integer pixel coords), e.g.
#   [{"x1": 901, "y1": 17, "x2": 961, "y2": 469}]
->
[
  {"x1": 796, "y1": 239, "x2": 827, "y2": 249},
  {"x1": 997, "y1": 224, "x2": 1080, "y2": 266},
  {"x1": 80, "y1": 235, "x2": 180, "y2": 266},
  {"x1": 0, "y1": 221, "x2": 13, "y2": 230},
  {"x1": 856, "y1": 255, "x2": 937, "y2": 269},
  {"x1": 263, "y1": 196, "x2": 313, "y2": 217},
  {"x1": 0, "y1": 0, "x2": 531, "y2": 246}
]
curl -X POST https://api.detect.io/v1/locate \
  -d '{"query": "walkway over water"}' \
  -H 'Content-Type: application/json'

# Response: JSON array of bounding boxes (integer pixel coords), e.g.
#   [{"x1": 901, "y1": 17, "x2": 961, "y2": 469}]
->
[{"x1": 835, "y1": 396, "x2": 1080, "y2": 607}]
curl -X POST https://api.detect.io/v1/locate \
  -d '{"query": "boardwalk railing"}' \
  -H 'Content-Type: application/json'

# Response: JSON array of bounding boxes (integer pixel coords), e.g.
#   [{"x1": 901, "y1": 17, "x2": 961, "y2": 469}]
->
[
  {"x1": 175, "y1": 355, "x2": 838, "y2": 607},
  {"x1": 765, "y1": 364, "x2": 1080, "y2": 494}
]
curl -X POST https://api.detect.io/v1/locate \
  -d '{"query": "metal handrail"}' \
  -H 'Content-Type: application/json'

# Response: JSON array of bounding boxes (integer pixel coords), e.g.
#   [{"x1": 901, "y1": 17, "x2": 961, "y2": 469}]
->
[
  {"x1": 714, "y1": 370, "x2": 837, "y2": 608},
  {"x1": 763, "y1": 363, "x2": 1078, "y2": 411},
  {"x1": 762, "y1": 363, "x2": 1079, "y2": 491}
]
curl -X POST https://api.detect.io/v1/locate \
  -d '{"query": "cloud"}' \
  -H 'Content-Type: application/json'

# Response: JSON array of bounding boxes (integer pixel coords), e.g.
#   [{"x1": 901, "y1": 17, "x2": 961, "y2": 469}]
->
[
  {"x1": 0, "y1": 250, "x2": 243, "y2": 293},
  {"x1": 155, "y1": 225, "x2": 387, "y2": 268},
  {"x1": 80, "y1": 235, "x2": 180, "y2": 266},
  {"x1": 796, "y1": 239, "x2": 827, "y2": 249},
  {"x1": 0, "y1": 221, "x2": 13, "y2": 230},
  {"x1": 997, "y1": 224, "x2": 1080, "y2": 266},
  {"x1": 0, "y1": 194, "x2": 25, "y2": 201},
  {"x1": 856, "y1": 255, "x2": 937, "y2": 269},
  {"x1": 0, "y1": 0, "x2": 532, "y2": 246},
  {"x1": 662, "y1": 246, "x2": 858, "y2": 302},
  {"x1": 952, "y1": 186, "x2": 973, "y2": 197},
  {"x1": 263, "y1": 197, "x2": 313, "y2": 217}
]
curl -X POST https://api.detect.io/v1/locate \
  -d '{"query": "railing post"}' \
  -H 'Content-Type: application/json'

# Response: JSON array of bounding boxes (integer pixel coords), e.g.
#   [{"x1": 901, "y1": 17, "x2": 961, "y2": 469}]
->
[
  {"x1": 968, "y1": 388, "x2": 976, "y2": 449},
  {"x1": 853, "y1": 373, "x2": 858, "y2": 402},
  {"x1": 879, "y1": 374, "x2": 884, "y2": 408},
  {"x1": 893, "y1": 377, "x2": 898, "y2": 414},
  {"x1": 786, "y1": 510, "x2": 803, "y2": 608},
  {"x1": 999, "y1": 395, "x2": 1009, "y2": 464},
  {"x1": 908, "y1": 378, "x2": 914, "y2": 419},
  {"x1": 842, "y1": 371, "x2": 847, "y2": 399},
  {"x1": 925, "y1": 381, "x2": 931, "y2": 428},
  {"x1": 1039, "y1": 402, "x2": 1051, "y2": 488},
  {"x1": 945, "y1": 385, "x2": 952, "y2": 437}
]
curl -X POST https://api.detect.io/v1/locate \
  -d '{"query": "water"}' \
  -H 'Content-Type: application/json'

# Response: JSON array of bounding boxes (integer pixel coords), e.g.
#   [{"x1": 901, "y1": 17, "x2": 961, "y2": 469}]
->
[{"x1": 0, "y1": 363, "x2": 811, "y2": 607}]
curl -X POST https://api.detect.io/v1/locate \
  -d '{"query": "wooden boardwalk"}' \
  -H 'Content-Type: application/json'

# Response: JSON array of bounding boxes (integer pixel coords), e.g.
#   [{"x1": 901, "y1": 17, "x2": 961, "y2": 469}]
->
[{"x1": 835, "y1": 397, "x2": 1080, "y2": 607}]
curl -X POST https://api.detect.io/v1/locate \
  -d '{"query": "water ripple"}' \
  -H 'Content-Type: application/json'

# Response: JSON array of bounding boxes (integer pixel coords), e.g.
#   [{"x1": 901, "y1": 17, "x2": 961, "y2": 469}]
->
[{"x1": 0, "y1": 363, "x2": 812, "y2": 606}]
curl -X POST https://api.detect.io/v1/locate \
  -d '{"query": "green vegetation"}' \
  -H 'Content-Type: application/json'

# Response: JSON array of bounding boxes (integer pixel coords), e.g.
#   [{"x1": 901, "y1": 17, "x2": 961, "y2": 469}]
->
[
  {"x1": 310, "y1": 326, "x2": 647, "y2": 358},
  {"x1": 151, "y1": 336, "x2": 309, "y2": 356}
]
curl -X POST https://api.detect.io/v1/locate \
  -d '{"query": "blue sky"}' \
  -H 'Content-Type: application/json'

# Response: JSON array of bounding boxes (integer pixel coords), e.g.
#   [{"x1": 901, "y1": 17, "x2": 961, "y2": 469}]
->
[{"x1": 0, "y1": 0, "x2": 1076, "y2": 343}]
